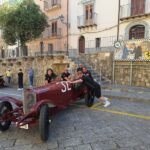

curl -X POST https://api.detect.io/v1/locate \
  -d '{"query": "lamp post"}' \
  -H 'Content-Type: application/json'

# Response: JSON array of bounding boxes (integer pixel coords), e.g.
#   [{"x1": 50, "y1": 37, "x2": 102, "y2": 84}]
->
[
  {"x1": 59, "y1": 14, "x2": 70, "y2": 55},
  {"x1": 117, "y1": 0, "x2": 121, "y2": 41}
]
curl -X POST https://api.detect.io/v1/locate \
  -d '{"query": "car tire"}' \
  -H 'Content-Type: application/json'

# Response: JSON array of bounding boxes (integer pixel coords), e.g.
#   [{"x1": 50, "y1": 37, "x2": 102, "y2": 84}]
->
[
  {"x1": 84, "y1": 91, "x2": 95, "y2": 107},
  {"x1": 39, "y1": 105, "x2": 49, "y2": 141},
  {"x1": 0, "y1": 101, "x2": 12, "y2": 131}
]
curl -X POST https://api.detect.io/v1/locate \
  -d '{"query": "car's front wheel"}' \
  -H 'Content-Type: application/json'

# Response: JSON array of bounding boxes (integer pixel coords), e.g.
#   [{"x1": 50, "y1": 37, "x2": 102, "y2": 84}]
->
[
  {"x1": 39, "y1": 105, "x2": 50, "y2": 141},
  {"x1": 0, "y1": 101, "x2": 13, "y2": 131},
  {"x1": 84, "y1": 91, "x2": 95, "y2": 107}
]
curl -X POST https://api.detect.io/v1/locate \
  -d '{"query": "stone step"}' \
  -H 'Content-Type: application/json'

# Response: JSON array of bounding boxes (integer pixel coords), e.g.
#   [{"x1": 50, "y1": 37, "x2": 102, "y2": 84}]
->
[{"x1": 70, "y1": 57, "x2": 103, "y2": 83}]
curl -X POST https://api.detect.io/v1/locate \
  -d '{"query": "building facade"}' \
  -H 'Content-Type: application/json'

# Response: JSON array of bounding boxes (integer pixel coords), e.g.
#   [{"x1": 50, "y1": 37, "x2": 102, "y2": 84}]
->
[
  {"x1": 120, "y1": 0, "x2": 150, "y2": 40},
  {"x1": 69, "y1": 0, "x2": 119, "y2": 56},
  {"x1": 27, "y1": 0, "x2": 69, "y2": 56},
  {"x1": 1, "y1": 0, "x2": 150, "y2": 58},
  {"x1": 69, "y1": 0, "x2": 150, "y2": 56},
  {"x1": 0, "y1": 0, "x2": 69, "y2": 58}
]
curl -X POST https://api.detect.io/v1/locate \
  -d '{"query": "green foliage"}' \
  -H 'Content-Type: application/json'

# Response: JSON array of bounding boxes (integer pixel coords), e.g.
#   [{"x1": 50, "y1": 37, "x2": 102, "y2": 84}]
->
[{"x1": 0, "y1": 0, "x2": 48, "y2": 46}]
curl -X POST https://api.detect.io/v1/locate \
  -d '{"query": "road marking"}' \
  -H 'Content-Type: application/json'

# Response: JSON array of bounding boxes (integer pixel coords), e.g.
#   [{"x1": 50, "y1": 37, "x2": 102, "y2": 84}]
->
[
  {"x1": 91, "y1": 103, "x2": 150, "y2": 120},
  {"x1": 0, "y1": 91, "x2": 22, "y2": 97}
]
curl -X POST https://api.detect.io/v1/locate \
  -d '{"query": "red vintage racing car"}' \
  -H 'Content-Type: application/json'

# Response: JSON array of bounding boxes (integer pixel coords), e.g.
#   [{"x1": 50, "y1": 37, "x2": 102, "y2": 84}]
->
[{"x1": 0, "y1": 80, "x2": 94, "y2": 141}]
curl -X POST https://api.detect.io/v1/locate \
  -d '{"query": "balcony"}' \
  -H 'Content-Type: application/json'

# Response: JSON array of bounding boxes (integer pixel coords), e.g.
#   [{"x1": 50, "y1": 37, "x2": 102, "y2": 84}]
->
[
  {"x1": 42, "y1": 27, "x2": 62, "y2": 39},
  {"x1": 44, "y1": 0, "x2": 61, "y2": 11},
  {"x1": 120, "y1": 1, "x2": 150, "y2": 20},
  {"x1": 35, "y1": 51, "x2": 67, "y2": 57},
  {"x1": 80, "y1": 0, "x2": 95, "y2": 4},
  {"x1": 77, "y1": 13, "x2": 97, "y2": 29}
]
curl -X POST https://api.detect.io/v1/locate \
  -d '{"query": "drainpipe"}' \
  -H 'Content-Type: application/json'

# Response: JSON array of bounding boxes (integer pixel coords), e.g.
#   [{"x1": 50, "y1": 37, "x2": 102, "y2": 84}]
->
[
  {"x1": 117, "y1": 0, "x2": 121, "y2": 41},
  {"x1": 67, "y1": 0, "x2": 69, "y2": 55}
]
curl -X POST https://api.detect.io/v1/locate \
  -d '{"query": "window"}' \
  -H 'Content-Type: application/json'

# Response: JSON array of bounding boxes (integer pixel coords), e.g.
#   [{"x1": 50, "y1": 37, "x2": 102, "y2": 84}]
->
[
  {"x1": 85, "y1": 4, "x2": 93, "y2": 20},
  {"x1": 48, "y1": 44, "x2": 53, "y2": 54},
  {"x1": 1, "y1": 48, "x2": 5, "y2": 58},
  {"x1": 23, "y1": 46, "x2": 28, "y2": 56},
  {"x1": 52, "y1": 21, "x2": 57, "y2": 36},
  {"x1": 131, "y1": 0, "x2": 145, "y2": 16},
  {"x1": 96, "y1": 38, "x2": 101, "y2": 48},
  {"x1": 44, "y1": 1, "x2": 48, "y2": 10},
  {"x1": 40, "y1": 42, "x2": 44, "y2": 54},
  {"x1": 129, "y1": 25, "x2": 145, "y2": 39},
  {"x1": 51, "y1": 0, "x2": 57, "y2": 6}
]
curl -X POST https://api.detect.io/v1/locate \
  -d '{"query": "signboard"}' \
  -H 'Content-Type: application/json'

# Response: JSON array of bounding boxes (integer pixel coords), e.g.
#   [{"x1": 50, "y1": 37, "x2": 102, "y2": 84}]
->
[{"x1": 114, "y1": 40, "x2": 150, "y2": 60}]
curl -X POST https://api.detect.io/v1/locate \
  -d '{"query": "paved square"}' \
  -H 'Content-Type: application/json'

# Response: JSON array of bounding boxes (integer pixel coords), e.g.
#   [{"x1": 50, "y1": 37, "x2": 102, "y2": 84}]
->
[{"x1": 0, "y1": 87, "x2": 150, "y2": 150}]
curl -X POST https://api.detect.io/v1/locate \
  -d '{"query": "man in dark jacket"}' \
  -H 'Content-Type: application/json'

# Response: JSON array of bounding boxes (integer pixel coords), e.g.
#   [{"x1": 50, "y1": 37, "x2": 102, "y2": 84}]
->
[{"x1": 18, "y1": 69, "x2": 23, "y2": 90}]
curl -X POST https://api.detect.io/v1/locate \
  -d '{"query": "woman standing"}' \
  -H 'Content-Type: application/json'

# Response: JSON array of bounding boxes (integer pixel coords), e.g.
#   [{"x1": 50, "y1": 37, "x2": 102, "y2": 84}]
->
[{"x1": 45, "y1": 68, "x2": 57, "y2": 85}]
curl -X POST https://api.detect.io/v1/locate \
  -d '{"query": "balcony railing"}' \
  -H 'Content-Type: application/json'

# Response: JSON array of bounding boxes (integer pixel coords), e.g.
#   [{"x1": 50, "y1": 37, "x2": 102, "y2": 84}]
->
[
  {"x1": 120, "y1": 1, "x2": 150, "y2": 19},
  {"x1": 35, "y1": 51, "x2": 67, "y2": 57},
  {"x1": 42, "y1": 27, "x2": 62, "y2": 39},
  {"x1": 77, "y1": 13, "x2": 97, "y2": 28},
  {"x1": 44, "y1": 0, "x2": 61, "y2": 11}
]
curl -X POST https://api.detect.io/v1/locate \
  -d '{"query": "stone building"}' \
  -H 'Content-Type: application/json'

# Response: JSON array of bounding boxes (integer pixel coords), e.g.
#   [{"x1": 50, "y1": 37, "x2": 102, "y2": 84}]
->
[
  {"x1": 27, "y1": 0, "x2": 69, "y2": 57},
  {"x1": 69, "y1": 0, "x2": 150, "y2": 56},
  {"x1": 0, "y1": 0, "x2": 69, "y2": 58}
]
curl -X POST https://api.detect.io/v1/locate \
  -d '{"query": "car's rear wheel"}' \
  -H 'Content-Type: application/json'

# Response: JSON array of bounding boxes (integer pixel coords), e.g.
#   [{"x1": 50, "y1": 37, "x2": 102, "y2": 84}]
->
[
  {"x1": 39, "y1": 105, "x2": 50, "y2": 141},
  {"x1": 0, "y1": 101, "x2": 12, "y2": 131},
  {"x1": 84, "y1": 91, "x2": 95, "y2": 107}
]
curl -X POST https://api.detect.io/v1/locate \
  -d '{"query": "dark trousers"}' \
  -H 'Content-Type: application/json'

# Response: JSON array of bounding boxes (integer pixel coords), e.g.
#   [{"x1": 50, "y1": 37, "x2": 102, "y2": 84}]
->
[
  {"x1": 29, "y1": 76, "x2": 33, "y2": 86},
  {"x1": 7, "y1": 77, "x2": 11, "y2": 84},
  {"x1": 18, "y1": 79, "x2": 23, "y2": 88}
]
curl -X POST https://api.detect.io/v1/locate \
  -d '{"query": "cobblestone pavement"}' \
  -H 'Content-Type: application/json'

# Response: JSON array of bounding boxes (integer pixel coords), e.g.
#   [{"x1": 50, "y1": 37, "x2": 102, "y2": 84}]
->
[{"x1": 0, "y1": 87, "x2": 150, "y2": 150}]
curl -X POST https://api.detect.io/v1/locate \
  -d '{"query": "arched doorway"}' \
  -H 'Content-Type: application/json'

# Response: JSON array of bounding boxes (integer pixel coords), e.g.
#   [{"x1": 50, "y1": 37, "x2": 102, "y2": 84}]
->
[
  {"x1": 129, "y1": 25, "x2": 145, "y2": 39},
  {"x1": 79, "y1": 36, "x2": 85, "y2": 53}
]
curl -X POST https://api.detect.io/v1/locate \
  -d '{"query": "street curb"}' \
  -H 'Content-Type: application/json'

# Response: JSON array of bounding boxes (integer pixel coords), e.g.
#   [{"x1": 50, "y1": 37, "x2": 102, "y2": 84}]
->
[{"x1": 103, "y1": 94, "x2": 150, "y2": 104}]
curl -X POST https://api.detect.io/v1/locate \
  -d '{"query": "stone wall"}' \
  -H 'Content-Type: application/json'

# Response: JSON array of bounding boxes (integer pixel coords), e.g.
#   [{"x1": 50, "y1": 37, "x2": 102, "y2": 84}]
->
[
  {"x1": 114, "y1": 61, "x2": 150, "y2": 88},
  {"x1": 80, "y1": 52, "x2": 150, "y2": 88},
  {"x1": 81, "y1": 52, "x2": 113, "y2": 81},
  {"x1": 0, "y1": 56, "x2": 76, "y2": 87}
]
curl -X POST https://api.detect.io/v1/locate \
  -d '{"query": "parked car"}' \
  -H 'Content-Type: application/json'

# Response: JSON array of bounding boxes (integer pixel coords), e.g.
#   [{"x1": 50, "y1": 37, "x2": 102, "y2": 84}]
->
[{"x1": 0, "y1": 80, "x2": 94, "y2": 141}]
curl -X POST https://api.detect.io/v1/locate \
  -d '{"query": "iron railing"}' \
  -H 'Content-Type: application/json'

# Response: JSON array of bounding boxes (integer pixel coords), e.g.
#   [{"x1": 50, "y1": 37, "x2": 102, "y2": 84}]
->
[
  {"x1": 35, "y1": 51, "x2": 67, "y2": 56},
  {"x1": 44, "y1": 0, "x2": 61, "y2": 11},
  {"x1": 77, "y1": 13, "x2": 98, "y2": 28},
  {"x1": 42, "y1": 27, "x2": 62, "y2": 39},
  {"x1": 120, "y1": 1, "x2": 150, "y2": 19}
]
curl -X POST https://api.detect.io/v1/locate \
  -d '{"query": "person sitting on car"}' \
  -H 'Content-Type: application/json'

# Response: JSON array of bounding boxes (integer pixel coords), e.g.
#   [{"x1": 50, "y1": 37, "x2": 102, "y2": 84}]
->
[
  {"x1": 61, "y1": 68, "x2": 71, "y2": 81},
  {"x1": 68, "y1": 70, "x2": 110, "y2": 107},
  {"x1": 45, "y1": 68, "x2": 57, "y2": 84}
]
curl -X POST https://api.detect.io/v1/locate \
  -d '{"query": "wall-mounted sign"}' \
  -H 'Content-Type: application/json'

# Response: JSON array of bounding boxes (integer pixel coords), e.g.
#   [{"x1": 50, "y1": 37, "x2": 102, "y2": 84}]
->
[{"x1": 114, "y1": 40, "x2": 150, "y2": 60}]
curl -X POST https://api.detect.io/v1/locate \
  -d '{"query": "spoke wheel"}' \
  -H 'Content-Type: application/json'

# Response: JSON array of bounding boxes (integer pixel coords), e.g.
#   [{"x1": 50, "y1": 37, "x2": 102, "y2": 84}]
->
[
  {"x1": 39, "y1": 105, "x2": 50, "y2": 141},
  {"x1": 0, "y1": 101, "x2": 12, "y2": 131}
]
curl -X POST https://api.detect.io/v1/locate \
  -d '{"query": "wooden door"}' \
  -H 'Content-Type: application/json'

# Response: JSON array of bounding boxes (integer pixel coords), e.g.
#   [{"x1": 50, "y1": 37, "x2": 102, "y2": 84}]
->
[
  {"x1": 131, "y1": 0, "x2": 145, "y2": 16},
  {"x1": 79, "y1": 36, "x2": 85, "y2": 53}
]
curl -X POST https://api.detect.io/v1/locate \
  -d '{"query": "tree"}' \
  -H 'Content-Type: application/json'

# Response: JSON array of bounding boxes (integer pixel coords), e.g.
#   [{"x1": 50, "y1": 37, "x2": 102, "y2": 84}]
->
[{"x1": 0, "y1": 0, "x2": 48, "y2": 55}]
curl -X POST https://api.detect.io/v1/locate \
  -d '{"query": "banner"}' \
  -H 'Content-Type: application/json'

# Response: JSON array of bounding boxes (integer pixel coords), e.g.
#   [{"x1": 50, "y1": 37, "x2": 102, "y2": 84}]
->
[{"x1": 114, "y1": 40, "x2": 150, "y2": 60}]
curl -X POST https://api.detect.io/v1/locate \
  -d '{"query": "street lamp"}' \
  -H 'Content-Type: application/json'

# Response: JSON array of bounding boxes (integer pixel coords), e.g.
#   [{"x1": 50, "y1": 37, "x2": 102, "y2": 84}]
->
[
  {"x1": 58, "y1": 14, "x2": 70, "y2": 55},
  {"x1": 59, "y1": 15, "x2": 70, "y2": 27},
  {"x1": 59, "y1": 15, "x2": 65, "y2": 23}
]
